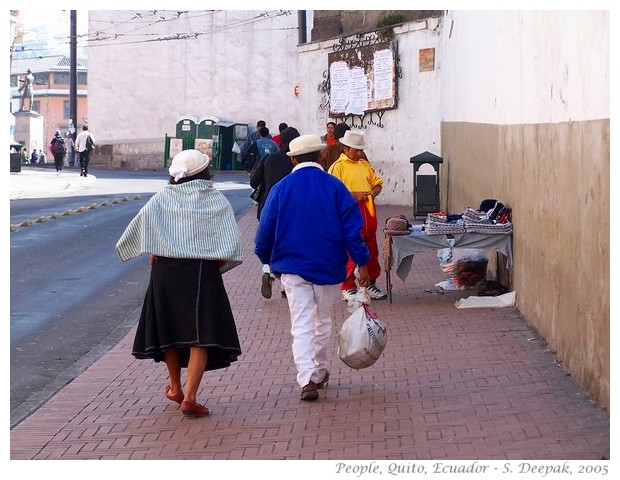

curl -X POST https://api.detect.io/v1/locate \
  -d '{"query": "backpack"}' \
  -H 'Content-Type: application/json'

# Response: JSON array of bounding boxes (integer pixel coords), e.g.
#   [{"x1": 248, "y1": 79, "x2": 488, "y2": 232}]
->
[
  {"x1": 257, "y1": 139, "x2": 277, "y2": 162},
  {"x1": 53, "y1": 137, "x2": 66, "y2": 155},
  {"x1": 244, "y1": 142, "x2": 259, "y2": 172},
  {"x1": 85, "y1": 135, "x2": 95, "y2": 152}
]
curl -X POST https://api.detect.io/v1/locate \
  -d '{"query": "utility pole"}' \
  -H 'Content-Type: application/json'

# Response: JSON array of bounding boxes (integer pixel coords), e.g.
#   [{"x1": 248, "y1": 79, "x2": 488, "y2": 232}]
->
[{"x1": 70, "y1": 10, "x2": 78, "y2": 140}]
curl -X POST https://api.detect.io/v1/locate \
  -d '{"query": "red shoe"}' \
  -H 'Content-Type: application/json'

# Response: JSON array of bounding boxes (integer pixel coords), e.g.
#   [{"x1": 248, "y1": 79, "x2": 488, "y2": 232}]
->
[
  {"x1": 164, "y1": 385, "x2": 184, "y2": 405},
  {"x1": 181, "y1": 400, "x2": 210, "y2": 417}
]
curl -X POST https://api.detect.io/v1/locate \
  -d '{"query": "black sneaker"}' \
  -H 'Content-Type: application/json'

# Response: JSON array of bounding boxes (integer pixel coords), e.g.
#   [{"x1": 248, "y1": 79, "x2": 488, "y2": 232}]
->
[{"x1": 261, "y1": 272, "x2": 272, "y2": 299}]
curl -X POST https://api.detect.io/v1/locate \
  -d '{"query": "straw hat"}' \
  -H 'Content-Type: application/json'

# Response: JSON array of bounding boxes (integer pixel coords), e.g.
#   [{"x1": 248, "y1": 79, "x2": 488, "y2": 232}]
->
[
  {"x1": 286, "y1": 135, "x2": 325, "y2": 157},
  {"x1": 339, "y1": 130, "x2": 366, "y2": 149}
]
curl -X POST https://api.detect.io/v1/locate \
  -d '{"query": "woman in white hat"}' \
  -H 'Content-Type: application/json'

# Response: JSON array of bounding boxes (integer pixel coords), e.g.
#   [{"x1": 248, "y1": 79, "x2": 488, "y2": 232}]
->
[{"x1": 116, "y1": 149, "x2": 243, "y2": 418}]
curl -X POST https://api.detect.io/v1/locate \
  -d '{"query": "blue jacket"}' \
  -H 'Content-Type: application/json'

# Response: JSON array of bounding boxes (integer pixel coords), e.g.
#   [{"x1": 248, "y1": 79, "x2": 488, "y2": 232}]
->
[{"x1": 254, "y1": 163, "x2": 370, "y2": 285}]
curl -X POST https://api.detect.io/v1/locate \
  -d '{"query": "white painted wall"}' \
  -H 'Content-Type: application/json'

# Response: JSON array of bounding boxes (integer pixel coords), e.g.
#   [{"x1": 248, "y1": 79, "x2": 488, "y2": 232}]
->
[
  {"x1": 439, "y1": 11, "x2": 609, "y2": 124},
  {"x1": 88, "y1": 10, "x2": 301, "y2": 143}
]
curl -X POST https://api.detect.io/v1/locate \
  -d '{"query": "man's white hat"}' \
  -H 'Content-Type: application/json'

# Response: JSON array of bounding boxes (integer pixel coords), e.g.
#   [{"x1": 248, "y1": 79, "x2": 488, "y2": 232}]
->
[
  {"x1": 287, "y1": 134, "x2": 325, "y2": 157},
  {"x1": 339, "y1": 130, "x2": 366, "y2": 149}
]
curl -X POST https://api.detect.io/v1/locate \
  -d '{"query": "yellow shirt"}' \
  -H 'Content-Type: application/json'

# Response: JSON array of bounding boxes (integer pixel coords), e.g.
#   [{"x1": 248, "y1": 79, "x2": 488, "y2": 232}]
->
[{"x1": 328, "y1": 153, "x2": 383, "y2": 217}]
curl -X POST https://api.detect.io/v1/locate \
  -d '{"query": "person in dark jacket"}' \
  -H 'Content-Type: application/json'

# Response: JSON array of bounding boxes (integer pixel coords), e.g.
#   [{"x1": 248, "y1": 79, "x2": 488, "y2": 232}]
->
[
  {"x1": 250, "y1": 126, "x2": 301, "y2": 299},
  {"x1": 49, "y1": 131, "x2": 66, "y2": 175}
]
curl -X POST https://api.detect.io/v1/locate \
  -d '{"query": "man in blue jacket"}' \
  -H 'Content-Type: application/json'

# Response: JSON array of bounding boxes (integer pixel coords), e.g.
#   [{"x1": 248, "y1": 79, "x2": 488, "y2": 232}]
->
[{"x1": 254, "y1": 134, "x2": 370, "y2": 401}]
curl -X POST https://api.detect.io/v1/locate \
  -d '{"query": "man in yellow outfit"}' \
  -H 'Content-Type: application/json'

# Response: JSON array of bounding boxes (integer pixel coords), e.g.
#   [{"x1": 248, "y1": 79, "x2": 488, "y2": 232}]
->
[{"x1": 328, "y1": 130, "x2": 387, "y2": 301}]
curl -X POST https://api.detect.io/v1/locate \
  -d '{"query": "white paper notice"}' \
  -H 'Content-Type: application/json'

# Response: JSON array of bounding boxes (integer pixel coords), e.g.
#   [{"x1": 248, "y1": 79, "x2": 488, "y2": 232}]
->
[
  {"x1": 345, "y1": 67, "x2": 368, "y2": 115},
  {"x1": 329, "y1": 61, "x2": 349, "y2": 113},
  {"x1": 373, "y1": 49, "x2": 393, "y2": 101}
]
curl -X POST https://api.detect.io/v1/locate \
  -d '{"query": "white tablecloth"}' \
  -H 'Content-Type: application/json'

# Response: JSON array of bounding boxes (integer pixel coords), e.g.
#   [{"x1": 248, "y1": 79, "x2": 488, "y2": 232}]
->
[{"x1": 391, "y1": 231, "x2": 513, "y2": 282}]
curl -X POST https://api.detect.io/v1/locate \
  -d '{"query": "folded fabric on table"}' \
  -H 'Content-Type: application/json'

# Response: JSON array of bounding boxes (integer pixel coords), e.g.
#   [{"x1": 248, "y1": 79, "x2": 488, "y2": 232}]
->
[
  {"x1": 425, "y1": 219, "x2": 466, "y2": 235},
  {"x1": 465, "y1": 221, "x2": 513, "y2": 234}
]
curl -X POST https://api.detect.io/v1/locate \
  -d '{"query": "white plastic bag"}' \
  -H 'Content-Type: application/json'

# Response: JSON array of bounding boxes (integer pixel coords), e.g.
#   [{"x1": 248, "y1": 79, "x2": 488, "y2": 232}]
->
[
  {"x1": 345, "y1": 286, "x2": 372, "y2": 313},
  {"x1": 231, "y1": 142, "x2": 241, "y2": 154},
  {"x1": 338, "y1": 304, "x2": 387, "y2": 369}
]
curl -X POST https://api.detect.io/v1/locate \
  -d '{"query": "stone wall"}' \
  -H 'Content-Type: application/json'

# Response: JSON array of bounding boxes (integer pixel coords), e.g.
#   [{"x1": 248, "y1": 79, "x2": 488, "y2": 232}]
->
[{"x1": 311, "y1": 10, "x2": 442, "y2": 41}]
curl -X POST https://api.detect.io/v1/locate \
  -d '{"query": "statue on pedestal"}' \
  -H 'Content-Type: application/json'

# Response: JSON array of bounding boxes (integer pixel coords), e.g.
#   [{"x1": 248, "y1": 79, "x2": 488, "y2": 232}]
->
[{"x1": 18, "y1": 69, "x2": 35, "y2": 112}]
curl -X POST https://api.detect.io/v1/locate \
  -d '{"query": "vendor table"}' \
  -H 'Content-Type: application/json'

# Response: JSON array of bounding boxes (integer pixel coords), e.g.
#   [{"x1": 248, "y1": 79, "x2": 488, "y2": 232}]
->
[{"x1": 386, "y1": 230, "x2": 513, "y2": 303}]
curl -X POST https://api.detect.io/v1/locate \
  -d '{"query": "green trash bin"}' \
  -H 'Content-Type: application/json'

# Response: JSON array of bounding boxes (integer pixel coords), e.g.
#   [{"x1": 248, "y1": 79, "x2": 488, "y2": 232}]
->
[
  {"x1": 196, "y1": 117, "x2": 248, "y2": 171},
  {"x1": 196, "y1": 117, "x2": 221, "y2": 169}
]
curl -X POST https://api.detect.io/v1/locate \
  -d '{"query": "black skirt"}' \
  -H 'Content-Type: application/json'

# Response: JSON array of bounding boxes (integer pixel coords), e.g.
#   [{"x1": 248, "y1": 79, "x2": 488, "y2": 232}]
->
[{"x1": 132, "y1": 256, "x2": 241, "y2": 371}]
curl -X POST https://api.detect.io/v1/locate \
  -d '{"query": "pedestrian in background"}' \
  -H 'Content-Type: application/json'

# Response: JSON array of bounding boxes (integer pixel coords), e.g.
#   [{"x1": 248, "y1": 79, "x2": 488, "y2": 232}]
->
[
  {"x1": 241, "y1": 119, "x2": 268, "y2": 172},
  {"x1": 250, "y1": 126, "x2": 300, "y2": 299},
  {"x1": 30, "y1": 148, "x2": 39, "y2": 164},
  {"x1": 320, "y1": 121, "x2": 337, "y2": 146},
  {"x1": 75, "y1": 124, "x2": 95, "y2": 177},
  {"x1": 271, "y1": 122, "x2": 288, "y2": 148},
  {"x1": 254, "y1": 134, "x2": 370, "y2": 401},
  {"x1": 65, "y1": 132, "x2": 76, "y2": 167},
  {"x1": 116, "y1": 149, "x2": 243, "y2": 418},
  {"x1": 49, "y1": 130, "x2": 66, "y2": 175}
]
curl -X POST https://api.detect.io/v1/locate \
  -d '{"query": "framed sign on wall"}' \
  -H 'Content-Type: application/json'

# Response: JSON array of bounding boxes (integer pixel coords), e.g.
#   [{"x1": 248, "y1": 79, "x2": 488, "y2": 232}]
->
[{"x1": 327, "y1": 40, "x2": 398, "y2": 119}]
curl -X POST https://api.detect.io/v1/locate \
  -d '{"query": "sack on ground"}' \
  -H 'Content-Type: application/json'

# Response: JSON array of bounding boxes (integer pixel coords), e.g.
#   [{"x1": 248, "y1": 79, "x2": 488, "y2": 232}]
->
[{"x1": 338, "y1": 304, "x2": 387, "y2": 370}]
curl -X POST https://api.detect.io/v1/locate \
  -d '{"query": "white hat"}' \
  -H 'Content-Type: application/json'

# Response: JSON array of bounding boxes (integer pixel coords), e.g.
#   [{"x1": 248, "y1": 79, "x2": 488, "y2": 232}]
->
[
  {"x1": 169, "y1": 149, "x2": 210, "y2": 182},
  {"x1": 287, "y1": 134, "x2": 325, "y2": 157},
  {"x1": 340, "y1": 130, "x2": 366, "y2": 149}
]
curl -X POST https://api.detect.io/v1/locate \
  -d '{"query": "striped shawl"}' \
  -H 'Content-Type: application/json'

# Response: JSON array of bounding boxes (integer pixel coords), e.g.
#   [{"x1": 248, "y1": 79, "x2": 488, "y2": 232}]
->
[{"x1": 115, "y1": 180, "x2": 242, "y2": 273}]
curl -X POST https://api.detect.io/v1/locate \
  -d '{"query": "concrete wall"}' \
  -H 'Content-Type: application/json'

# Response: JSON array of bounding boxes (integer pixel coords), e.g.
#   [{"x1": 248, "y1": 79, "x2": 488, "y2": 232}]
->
[
  {"x1": 439, "y1": 11, "x2": 609, "y2": 410},
  {"x1": 88, "y1": 10, "x2": 302, "y2": 145}
]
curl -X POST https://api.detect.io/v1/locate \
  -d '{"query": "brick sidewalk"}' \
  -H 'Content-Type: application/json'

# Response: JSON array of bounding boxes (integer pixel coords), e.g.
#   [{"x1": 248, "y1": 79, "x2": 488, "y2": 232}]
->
[{"x1": 10, "y1": 205, "x2": 610, "y2": 461}]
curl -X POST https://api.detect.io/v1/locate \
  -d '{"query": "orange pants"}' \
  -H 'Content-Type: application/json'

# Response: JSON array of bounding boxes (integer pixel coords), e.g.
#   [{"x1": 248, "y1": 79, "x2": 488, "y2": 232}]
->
[{"x1": 342, "y1": 200, "x2": 381, "y2": 290}]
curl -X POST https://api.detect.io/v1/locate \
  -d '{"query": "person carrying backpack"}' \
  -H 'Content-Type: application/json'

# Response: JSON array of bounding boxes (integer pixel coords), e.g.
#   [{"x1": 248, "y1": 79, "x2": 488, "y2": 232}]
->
[
  {"x1": 75, "y1": 124, "x2": 96, "y2": 177},
  {"x1": 240, "y1": 120, "x2": 267, "y2": 173},
  {"x1": 50, "y1": 131, "x2": 67, "y2": 175},
  {"x1": 255, "y1": 127, "x2": 278, "y2": 166}
]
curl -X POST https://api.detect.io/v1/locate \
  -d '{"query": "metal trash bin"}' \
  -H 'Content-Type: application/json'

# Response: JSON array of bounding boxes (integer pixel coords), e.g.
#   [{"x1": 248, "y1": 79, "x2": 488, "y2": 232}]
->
[
  {"x1": 10, "y1": 141, "x2": 23, "y2": 173},
  {"x1": 410, "y1": 151, "x2": 443, "y2": 218}
]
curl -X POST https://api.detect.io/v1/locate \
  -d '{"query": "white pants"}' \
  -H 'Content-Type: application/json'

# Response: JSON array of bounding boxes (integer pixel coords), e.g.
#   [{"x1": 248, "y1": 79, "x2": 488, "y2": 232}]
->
[{"x1": 280, "y1": 274, "x2": 339, "y2": 388}]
